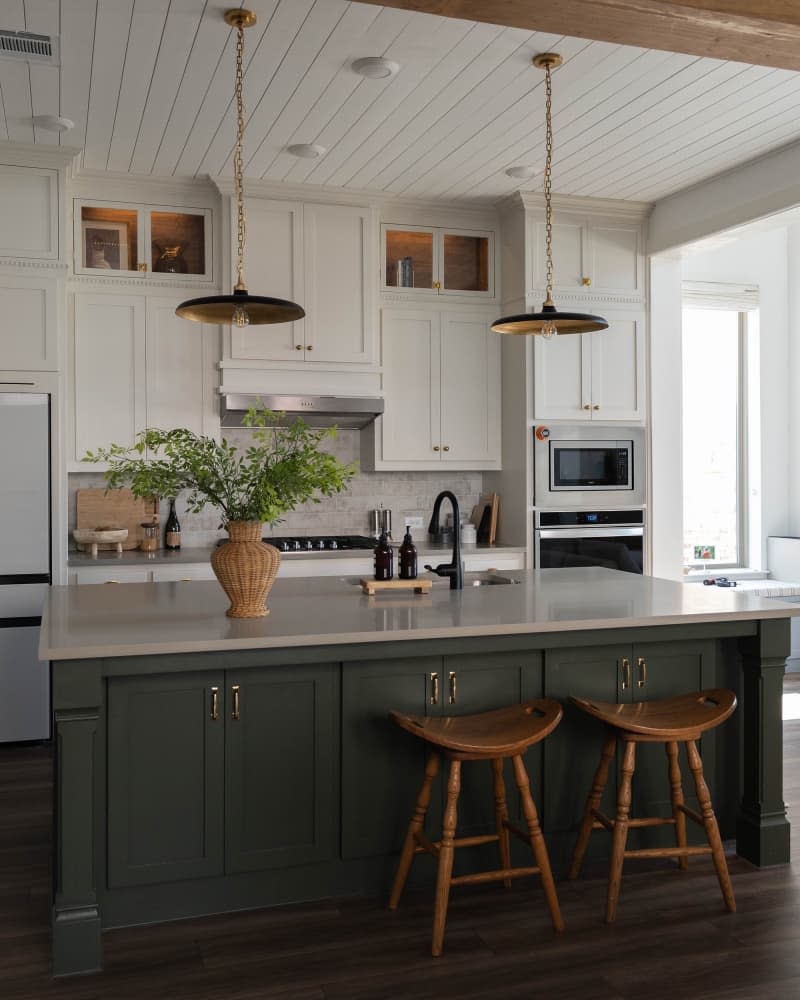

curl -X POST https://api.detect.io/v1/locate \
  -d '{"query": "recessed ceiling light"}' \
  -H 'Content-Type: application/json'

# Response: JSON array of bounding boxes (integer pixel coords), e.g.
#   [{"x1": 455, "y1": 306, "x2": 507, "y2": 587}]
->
[
  {"x1": 352, "y1": 56, "x2": 399, "y2": 79},
  {"x1": 287, "y1": 143, "x2": 327, "y2": 159},
  {"x1": 33, "y1": 114, "x2": 74, "y2": 132},
  {"x1": 505, "y1": 165, "x2": 536, "y2": 180}
]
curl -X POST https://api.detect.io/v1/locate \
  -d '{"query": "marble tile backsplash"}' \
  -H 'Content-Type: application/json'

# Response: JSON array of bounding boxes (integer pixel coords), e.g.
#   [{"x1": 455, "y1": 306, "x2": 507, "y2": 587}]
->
[{"x1": 69, "y1": 428, "x2": 484, "y2": 548}]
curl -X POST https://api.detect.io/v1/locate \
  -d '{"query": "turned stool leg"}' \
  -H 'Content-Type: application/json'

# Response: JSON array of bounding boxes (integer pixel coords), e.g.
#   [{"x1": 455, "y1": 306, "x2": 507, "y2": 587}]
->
[
  {"x1": 432, "y1": 759, "x2": 461, "y2": 957},
  {"x1": 666, "y1": 741, "x2": 688, "y2": 871},
  {"x1": 607, "y1": 739, "x2": 636, "y2": 923},
  {"x1": 389, "y1": 751, "x2": 440, "y2": 910},
  {"x1": 686, "y1": 739, "x2": 736, "y2": 913},
  {"x1": 492, "y1": 758, "x2": 512, "y2": 889},
  {"x1": 569, "y1": 733, "x2": 616, "y2": 879},
  {"x1": 512, "y1": 754, "x2": 564, "y2": 933}
]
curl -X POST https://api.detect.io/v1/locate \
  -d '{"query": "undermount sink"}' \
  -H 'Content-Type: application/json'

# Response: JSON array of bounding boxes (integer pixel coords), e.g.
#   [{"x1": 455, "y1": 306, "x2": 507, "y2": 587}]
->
[{"x1": 468, "y1": 574, "x2": 521, "y2": 586}]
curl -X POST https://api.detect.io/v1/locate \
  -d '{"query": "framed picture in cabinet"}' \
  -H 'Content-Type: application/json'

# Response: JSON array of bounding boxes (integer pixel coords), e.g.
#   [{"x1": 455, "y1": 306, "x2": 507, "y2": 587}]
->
[{"x1": 81, "y1": 220, "x2": 129, "y2": 271}]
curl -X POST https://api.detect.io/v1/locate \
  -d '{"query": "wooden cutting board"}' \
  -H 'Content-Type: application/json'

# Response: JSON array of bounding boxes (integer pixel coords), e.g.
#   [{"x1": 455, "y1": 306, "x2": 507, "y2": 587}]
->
[{"x1": 76, "y1": 489, "x2": 158, "y2": 551}]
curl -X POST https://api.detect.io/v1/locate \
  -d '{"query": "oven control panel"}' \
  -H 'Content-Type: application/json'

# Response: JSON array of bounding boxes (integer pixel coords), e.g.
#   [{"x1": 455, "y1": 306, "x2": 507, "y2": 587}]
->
[{"x1": 537, "y1": 509, "x2": 645, "y2": 527}]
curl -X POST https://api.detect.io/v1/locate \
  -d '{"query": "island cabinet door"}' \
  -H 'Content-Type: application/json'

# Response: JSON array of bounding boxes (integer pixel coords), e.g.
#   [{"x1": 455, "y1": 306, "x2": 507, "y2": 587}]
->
[
  {"x1": 107, "y1": 672, "x2": 225, "y2": 889},
  {"x1": 542, "y1": 646, "x2": 627, "y2": 872},
  {"x1": 440, "y1": 652, "x2": 544, "y2": 838},
  {"x1": 628, "y1": 639, "x2": 719, "y2": 849},
  {"x1": 341, "y1": 658, "x2": 443, "y2": 860},
  {"x1": 224, "y1": 664, "x2": 338, "y2": 874}
]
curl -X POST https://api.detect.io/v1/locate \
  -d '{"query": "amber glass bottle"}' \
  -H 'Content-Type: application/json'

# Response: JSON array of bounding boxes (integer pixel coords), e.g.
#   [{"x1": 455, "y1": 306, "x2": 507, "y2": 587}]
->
[
  {"x1": 373, "y1": 530, "x2": 394, "y2": 581},
  {"x1": 398, "y1": 527, "x2": 417, "y2": 579}
]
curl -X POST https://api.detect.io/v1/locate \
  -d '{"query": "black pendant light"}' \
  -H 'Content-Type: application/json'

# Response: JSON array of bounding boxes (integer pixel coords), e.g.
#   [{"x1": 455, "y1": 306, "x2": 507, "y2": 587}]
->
[
  {"x1": 492, "y1": 53, "x2": 607, "y2": 338},
  {"x1": 176, "y1": 10, "x2": 305, "y2": 328}
]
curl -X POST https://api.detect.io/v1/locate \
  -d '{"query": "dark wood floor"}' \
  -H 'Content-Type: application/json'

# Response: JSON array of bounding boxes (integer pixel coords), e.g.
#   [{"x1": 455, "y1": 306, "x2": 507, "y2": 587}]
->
[{"x1": 4, "y1": 685, "x2": 800, "y2": 1000}]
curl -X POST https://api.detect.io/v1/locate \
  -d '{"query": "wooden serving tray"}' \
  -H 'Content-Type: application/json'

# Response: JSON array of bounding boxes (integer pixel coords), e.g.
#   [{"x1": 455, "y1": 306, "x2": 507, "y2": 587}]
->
[{"x1": 359, "y1": 578, "x2": 433, "y2": 596}]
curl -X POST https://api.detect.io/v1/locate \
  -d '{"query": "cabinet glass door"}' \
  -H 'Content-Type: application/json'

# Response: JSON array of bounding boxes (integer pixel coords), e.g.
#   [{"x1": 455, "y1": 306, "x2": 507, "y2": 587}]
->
[
  {"x1": 79, "y1": 204, "x2": 140, "y2": 275},
  {"x1": 150, "y1": 210, "x2": 208, "y2": 277},
  {"x1": 442, "y1": 232, "x2": 490, "y2": 293},
  {"x1": 384, "y1": 227, "x2": 434, "y2": 290}
]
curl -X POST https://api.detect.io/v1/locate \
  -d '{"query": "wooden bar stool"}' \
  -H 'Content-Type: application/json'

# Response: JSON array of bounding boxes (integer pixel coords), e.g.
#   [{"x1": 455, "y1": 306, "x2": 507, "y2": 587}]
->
[
  {"x1": 568, "y1": 688, "x2": 737, "y2": 922},
  {"x1": 388, "y1": 699, "x2": 564, "y2": 956}
]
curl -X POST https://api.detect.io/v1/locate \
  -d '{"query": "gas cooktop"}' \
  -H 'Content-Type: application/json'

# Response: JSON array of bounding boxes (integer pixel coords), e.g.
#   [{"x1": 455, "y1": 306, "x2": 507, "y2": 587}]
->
[{"x1": 262, "y1": 534, "x2": 377, "y2": 553}]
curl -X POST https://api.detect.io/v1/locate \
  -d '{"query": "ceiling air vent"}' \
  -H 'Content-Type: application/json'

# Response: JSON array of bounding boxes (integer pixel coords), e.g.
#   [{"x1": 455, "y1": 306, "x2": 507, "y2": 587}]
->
[{"x1": 0, "y1": 29, "x2": 59, "y2": 65}]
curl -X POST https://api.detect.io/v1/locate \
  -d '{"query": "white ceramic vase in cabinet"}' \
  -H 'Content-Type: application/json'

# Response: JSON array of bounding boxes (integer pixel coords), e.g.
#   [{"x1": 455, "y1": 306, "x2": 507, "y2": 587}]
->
[
  {"x1": 533, "y1": 310, "x2": 645, "y2": 423},
  {"x1": 363, "y1": 307, "x2": 500, "y2": 471},
  {"x1": 229, "y1": 199, "x2": 376, "y2": 366},
  {"x1": 70, "y1": 293, "x2": 219, "y2": 469}
]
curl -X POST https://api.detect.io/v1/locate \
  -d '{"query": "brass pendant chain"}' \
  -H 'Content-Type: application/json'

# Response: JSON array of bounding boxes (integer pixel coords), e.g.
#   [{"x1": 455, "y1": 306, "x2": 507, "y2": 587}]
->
[
  {"x1": 543, "y1": 60, "x2": 554, "y2": 308},
  {"x1": 233, "y1": 23, "x2": 247, "y2": 292}
]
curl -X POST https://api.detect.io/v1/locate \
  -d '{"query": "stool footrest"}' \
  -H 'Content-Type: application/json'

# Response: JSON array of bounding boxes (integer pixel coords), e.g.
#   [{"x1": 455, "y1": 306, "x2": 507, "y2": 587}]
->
[
  {"x1": 450, "y1": 865, "x2": 541, "y2": 888},
  {"x1": 590, "y1": 810, "x2": 614, "y2": 832},
  {"x1": 592, "y1": 811, "x2": 677, "y2": 830},
  {"x1": 413, "y1": 831, "x2": 500, "y2": 857},
  {"x1": 502, "y1": 819, "x2": 533, "y2": 845},
  {"x1": 623, "y1": 845, "x2": 713, "y2": 860}
]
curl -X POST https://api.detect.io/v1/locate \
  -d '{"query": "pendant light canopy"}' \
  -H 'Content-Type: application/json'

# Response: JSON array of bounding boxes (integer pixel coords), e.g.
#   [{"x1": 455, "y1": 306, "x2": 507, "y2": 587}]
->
[
  {"x1": 176, "y1": 10, "x2": 305, "y2": 328},
  {"x1": 492, "y1": 53, "x2": 607, "y2": 338}
]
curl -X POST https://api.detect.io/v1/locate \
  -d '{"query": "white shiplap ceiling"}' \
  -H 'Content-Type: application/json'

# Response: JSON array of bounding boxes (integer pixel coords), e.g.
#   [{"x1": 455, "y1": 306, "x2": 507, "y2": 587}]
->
[{"x1": 2, "y1": 0, "x2": 800, "y2": 204}]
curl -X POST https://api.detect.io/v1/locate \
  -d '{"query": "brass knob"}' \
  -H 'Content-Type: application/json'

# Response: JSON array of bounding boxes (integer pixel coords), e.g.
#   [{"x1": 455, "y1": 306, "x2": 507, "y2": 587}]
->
[
  {"x1": 138, "y1": 262, "x2": 147, "y2": 273},
  {"x1": 443, "y1": 445, "x2": 450, "y2": 452},
  {"x1": 583, "y1": 404, "x2": 591, "y2": 410},
  {"x1": 295, "y1": 344, "x2": 303, "y2": 351},
  {"x1": 306, "y1": 344, "x2": 313, "y2": 351},
  {"x1": 433, "y1": 281, "x2": 441, "y2": 289},
  {"x1": 433, "y1": 445, "x2": 440, "y2": 452},
  {"x1": 593, "y1": 404, "x2": 600, "y2": 410},
  {"x1": 581, "y1": 276, "x2": 591, "y2": 286}
]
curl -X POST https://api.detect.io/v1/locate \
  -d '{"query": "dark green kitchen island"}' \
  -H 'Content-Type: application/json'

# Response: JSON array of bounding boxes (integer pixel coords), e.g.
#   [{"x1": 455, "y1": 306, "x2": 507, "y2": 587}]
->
[{"x1": 40, "y1": 568, "x2": 798, "y2": 976}]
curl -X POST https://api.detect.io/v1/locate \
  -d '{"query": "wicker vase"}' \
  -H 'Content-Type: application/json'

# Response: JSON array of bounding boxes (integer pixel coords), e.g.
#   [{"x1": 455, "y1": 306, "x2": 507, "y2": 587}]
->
[{"x1": 210, "y1": 521, "x2": 281, "y2": 618}]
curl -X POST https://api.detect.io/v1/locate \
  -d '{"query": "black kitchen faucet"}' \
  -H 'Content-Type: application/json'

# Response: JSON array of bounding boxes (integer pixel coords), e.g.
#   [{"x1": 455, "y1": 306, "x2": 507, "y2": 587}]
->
[{"x1": 424, "y1": 490, "x2": 464, "y2": 590}]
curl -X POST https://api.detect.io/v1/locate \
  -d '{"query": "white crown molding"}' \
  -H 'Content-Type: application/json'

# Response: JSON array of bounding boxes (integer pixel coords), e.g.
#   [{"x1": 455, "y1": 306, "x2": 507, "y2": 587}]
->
[
  {"x1": 69, "y1": 169, "x2": 220, "y2": 208},
  {"x1": 501, "y1": 190, "x2": 651, "y2": 220},
  {"x1": 0, "y1": 140, "x2": 81, "y2": 170}
]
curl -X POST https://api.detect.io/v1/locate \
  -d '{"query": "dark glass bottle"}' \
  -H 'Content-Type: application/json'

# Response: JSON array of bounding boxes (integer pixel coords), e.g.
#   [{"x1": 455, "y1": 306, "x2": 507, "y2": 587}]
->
[
  {"x1": 165, "y1": 499, "x2": 181, "y2": 551},
  {"x1": 398, "y1": 527, "x2": 417, "y2": 580},
  {"x1": 373, "y1": 530, "x2": 393, "y2": 581}
]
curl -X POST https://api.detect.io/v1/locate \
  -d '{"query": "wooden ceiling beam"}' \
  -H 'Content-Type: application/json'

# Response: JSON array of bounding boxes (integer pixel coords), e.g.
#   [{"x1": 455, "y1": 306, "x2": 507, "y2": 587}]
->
[{"x1": 355, "y1": 1, "x2": 800, "y2": 71}]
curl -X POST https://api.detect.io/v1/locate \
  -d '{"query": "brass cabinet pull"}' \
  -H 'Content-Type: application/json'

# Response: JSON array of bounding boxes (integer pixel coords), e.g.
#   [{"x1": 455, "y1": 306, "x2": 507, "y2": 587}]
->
[
  {"x1": 306, "y1": 344, "x2": 313, "y2": 351},
  {"x1": 593, "y1": 404, "x2": 600, "y2": 410},
  {"x1": 231, "y1": 684, "x2": 240, "y2": 721},
  {"x1": 295, "y1": 344, "x2": 303, "y2": 350},
  {"x1": 448, "y1": 671, "x2": 457, "y2": 705},
  {"x1": 583, "y1": 404, "x2": 591, "y2": 410},
  {"x1": 430, "y1": 672, "x2": 439, "y2": 706},
  {"x1": 433, "y1": 445, "x2": 440, "y2": 452},
  {"x1": 621, "y1": 657, "x2": 631, "y2": 690},
  {"x1": 637, "y1": 656, "x2": 647, "y2": 688},
  {"x1": 138, "y1": 262, "x2": 147, "y2": 273},
  {"x1": 210, "y1": 686, "x2": 219, "y2": 721},
  {"x1": 443, "y1": 445, "x2": 450, "y2": 452},
  {"x1": 581, "y1": 276, "x2": 592, "y2": 286},
  {"x1": 433, "y1": 281, "x2": 441, "y2": 289}
]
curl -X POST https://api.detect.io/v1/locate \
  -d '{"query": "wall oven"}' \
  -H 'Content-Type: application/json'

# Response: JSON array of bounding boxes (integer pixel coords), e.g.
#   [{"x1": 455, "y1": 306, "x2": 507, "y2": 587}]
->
[
  {"x1": 533, "y1": 424, "x2": 646, "y2": 507},
  {"x1": 535, "y1": 509, "x2": 646, "y2": 575}
]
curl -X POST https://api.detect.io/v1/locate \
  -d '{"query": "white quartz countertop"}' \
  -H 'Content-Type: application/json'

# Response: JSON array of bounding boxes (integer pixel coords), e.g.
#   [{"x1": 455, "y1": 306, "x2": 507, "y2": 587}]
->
[{"x1": 39, "y1": 567, "x2": 800, "y2": 661}]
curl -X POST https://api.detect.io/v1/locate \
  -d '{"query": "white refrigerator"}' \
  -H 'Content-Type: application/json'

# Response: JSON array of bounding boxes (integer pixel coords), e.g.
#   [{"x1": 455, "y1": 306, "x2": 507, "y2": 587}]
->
[{"x1": 0, "y1": 392, "x2": 51, "y2": 742}]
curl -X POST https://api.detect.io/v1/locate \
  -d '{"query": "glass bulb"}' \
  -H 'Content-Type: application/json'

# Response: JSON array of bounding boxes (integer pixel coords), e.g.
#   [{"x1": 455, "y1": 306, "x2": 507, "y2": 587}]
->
[
  {"x1": 541, "y1": 320, "x2": 558, "y2": 340},
  {"x1": 232, "y1": 304, "x2": 250, "y2": 327}
]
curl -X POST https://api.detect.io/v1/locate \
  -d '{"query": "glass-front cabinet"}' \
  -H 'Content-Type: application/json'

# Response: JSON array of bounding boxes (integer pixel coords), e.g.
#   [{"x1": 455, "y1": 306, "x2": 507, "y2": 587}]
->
[
  {"x1": 74, "y1": 200, "x2": 212, "y2": 281},
  {"x1": 382, "y1": 224, "x2": 494, "y2": 298}
]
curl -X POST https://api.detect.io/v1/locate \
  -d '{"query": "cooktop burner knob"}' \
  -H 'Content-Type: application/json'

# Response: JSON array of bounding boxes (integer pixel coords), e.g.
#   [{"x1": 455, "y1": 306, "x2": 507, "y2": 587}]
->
[
  {"x1": 316, "y1": 539, "x2": 326, "y2": 549},
  {"x1": 278, "y1": 541, "x2": 290, "y2": 552},
  {"x1": 329, "y1": 540, "x2": 338, "y2": 549},
  {"x1": 304, "y1": 540, "x2": 314, "y2": 550},
  {"x1": 292, "y1": 540, "x2": 301, "y2": 551}
]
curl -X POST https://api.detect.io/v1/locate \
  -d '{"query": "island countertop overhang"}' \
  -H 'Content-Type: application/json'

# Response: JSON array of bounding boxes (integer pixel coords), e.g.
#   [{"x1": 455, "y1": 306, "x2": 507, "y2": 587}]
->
[{"x1": 39, "y1": 567, "x2": 800, "y2": 662}]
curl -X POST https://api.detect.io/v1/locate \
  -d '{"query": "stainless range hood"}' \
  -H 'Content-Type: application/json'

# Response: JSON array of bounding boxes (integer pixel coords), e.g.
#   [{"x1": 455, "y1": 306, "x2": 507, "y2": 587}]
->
[{"x1": 220, "y1": 393, "x2": 384, "y2": 430}]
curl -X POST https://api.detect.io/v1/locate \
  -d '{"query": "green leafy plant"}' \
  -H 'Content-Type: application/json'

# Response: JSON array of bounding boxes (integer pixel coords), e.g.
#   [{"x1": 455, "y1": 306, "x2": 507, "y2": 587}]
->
[{"x1": 83, "y1": 406, "x2": 358, "y2": 527}]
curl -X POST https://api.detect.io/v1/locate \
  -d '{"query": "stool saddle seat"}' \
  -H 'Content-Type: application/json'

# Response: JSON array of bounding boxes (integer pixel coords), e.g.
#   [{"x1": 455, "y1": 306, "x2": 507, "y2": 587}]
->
[
  {"x1": 391, "y1": 699, "x2": 562, "y2": 759},
  {"x1": 569, "y1": 688, "x2": 736, "y2": 740}
]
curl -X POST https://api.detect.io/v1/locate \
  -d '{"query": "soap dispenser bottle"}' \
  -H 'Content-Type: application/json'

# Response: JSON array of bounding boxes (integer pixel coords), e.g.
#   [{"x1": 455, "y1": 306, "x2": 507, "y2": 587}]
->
[
  {"x1": 398, "y1": 526, "x2": 418, "y2": 580},
  {"x1": 374, "y1": 530, "x2": 394, "y2": 581}
]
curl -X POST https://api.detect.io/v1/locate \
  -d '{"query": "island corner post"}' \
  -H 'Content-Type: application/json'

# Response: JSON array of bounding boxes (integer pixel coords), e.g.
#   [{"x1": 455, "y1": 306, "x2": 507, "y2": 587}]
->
[{"x1": 47, "y1": 613, "x2": 793, "y2": 978}]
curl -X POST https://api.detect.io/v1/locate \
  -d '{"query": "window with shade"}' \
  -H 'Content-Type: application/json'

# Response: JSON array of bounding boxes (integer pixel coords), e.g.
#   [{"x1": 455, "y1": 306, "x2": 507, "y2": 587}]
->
[{"x1": 681, "y1": 283, "x2": 760, "y2": 571}]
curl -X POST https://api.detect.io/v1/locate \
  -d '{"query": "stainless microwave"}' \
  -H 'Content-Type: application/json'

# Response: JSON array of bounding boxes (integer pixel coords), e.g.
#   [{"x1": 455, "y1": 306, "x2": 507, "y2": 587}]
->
[{"x1": 533, "y1": 424, "x2": 646, "y2": 508}]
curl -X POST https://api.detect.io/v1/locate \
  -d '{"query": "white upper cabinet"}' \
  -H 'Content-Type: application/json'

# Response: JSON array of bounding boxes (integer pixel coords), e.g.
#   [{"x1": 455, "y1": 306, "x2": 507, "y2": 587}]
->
[
  {"x1": 533, "y1": 311, "x2": 645, "y2": 423},
  {"x1": 381, "y1": 224, "x2": 495, "y2": 299},
  {"x1": 528, "y1": 210, "x2": 643, "y2": 300},
  {"x1": 363, "y1": 307, "x2": 500, "y2": 470},
  {"x1": 0, "y1": 275, "x2": 59, "y2": 371},
  {"x1": 229, "y1": 199, "x2": 377, "y2": 367},
  {"x1": 70, "y1": 293, "x2": 218, "y2": 468},
  {"x1": 74, "y1": 200, "x2": 212, "y2": 282},
  {"x1": 0, "y1": 165, "x2": 59, "y2": 260}
]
